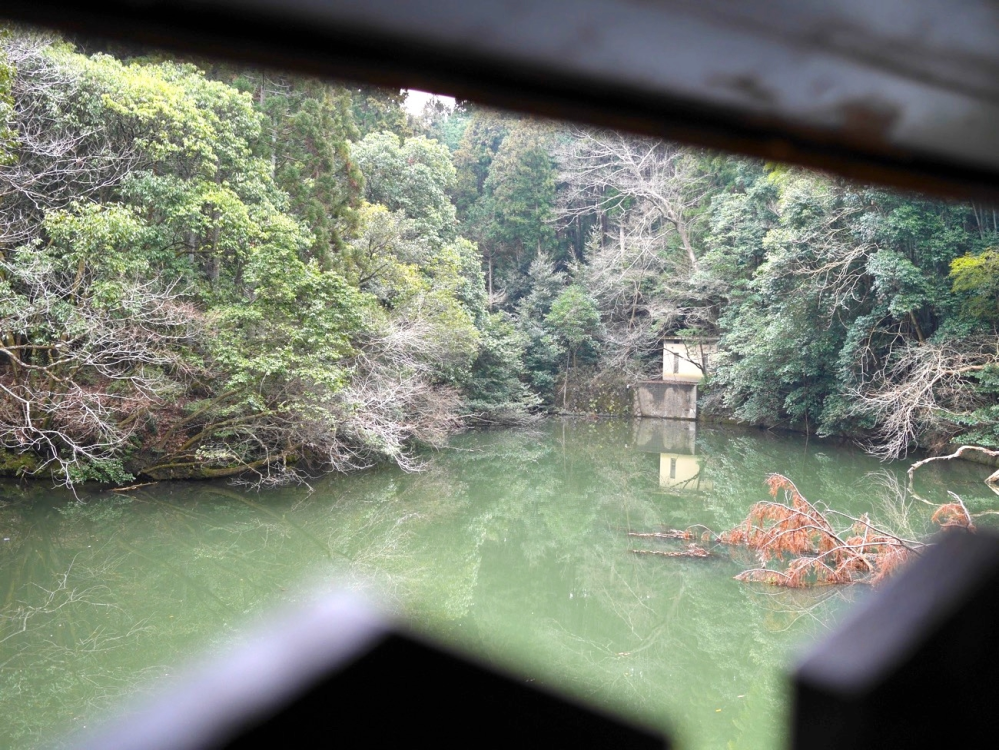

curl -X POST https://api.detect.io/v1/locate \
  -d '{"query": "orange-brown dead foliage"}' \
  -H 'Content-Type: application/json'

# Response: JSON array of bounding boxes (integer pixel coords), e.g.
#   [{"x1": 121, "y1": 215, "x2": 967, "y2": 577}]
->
[
  {"x1": 931, "y1": 502, "x2": 975, "y2": 530},
  {"x1": 632, "y1": 473, "x2": 968, "y2": 588}
]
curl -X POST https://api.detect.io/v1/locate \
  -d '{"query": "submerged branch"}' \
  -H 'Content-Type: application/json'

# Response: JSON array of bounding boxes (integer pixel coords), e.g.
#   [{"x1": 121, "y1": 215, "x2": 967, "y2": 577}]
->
[
  {"x1": 631, "y1": 473, "x2": 960, "y2": 588},
  {"x1": 632, "y1": 546, "x2": 712, "y2": 559},
  {"x1": 907, "y1": 445, "x2": 999, "y2": 495}
]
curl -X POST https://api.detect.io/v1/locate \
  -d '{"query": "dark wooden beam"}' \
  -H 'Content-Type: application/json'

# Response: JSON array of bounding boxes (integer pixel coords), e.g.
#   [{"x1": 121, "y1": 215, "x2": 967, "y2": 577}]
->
[
  {"x1": 792, "y1": 530, "x2": 999, "y2": 750},
  {"x1": 5, "y1": 1, "x2": 999, "y2": 201},
  {"x1": 72, "y1": 595, "x2": 666, "y2": 750}
]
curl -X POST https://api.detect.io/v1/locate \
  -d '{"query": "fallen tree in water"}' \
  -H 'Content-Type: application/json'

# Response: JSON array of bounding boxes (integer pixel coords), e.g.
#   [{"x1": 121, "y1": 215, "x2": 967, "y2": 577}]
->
[
  {"x1": 630, "y1": 474, "x2": 974, "y2": 587},
  {"x1": 907, "y1": 445, "x2": 999, "y2": 495}
]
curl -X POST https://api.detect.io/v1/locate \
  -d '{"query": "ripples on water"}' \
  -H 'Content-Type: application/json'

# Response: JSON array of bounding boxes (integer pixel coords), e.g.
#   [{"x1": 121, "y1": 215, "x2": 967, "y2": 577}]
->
[{"x1": 1, "y1": 419, "x2": 995, "y2": 749}]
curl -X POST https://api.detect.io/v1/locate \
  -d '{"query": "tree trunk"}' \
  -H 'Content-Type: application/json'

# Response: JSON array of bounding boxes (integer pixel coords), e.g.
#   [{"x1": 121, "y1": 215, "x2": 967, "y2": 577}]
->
[
  {"x1": 564, "y1": 349, "x2": 570, "y2": 410},
  {"x1": 677, "y1": 223, "x2": 698, "y2": 273}
]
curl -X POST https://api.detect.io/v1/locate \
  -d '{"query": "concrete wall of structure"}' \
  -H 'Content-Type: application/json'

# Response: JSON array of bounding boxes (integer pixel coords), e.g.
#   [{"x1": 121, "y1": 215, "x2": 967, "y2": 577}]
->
[{"x1": 633, "y1": 381, "x2": 698, "y2": 420}]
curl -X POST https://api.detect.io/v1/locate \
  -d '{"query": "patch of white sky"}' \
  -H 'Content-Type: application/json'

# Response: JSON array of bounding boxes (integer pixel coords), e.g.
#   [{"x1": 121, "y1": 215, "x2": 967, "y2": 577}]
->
[{"x1": 404, "y1": 89, "x2": 456, "y2": 116}]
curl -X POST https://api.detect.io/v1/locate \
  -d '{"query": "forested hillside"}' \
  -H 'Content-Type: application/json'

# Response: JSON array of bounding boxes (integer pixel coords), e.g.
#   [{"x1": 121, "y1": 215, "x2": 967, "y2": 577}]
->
[{"x1": 2, "y1": 30, "x2": 998, "y2": 487}]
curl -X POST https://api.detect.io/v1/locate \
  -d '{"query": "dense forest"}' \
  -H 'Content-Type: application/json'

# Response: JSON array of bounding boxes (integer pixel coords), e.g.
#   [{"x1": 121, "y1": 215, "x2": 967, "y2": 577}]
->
[{"x1": 2, "y1": 29, "x2": 999, "y2": 487}]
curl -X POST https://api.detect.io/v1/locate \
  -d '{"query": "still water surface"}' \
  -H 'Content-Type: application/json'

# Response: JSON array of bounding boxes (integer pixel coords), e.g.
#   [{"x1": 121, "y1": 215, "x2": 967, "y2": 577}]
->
[{"x1": 1, "y1": 419, "x2": 995, "y2": 749}]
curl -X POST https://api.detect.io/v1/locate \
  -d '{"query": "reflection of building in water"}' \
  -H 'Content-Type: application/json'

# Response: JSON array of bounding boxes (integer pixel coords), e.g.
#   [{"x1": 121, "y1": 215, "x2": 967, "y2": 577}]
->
[
  {"x1": 659, "y1": 453, "x2": 712, "y2": 492},
  {"x1": 632, "y1": 418, "x2": 713, "y2": 492}
]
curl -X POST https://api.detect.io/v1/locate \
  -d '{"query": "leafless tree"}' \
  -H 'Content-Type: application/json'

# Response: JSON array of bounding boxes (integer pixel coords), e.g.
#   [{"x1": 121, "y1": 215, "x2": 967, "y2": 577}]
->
[
  {"x1": 853, "y1": 336, "x2": 999, "y2": 459},
  {"x1": 557, "y1": 130, "x2": 709, "y2": 272},
  {"x1": 330, "y1": 313, "x2": 467, "y2": 471},
  {"x1": 0, "y1": 35, "x2": 138, "y2": 250},
  {"x1": 0, "y1": 247, "x2": 199, "y2": 487},
  {"x1": 555, "y1": 130, "x2": 714, "y2": 371}
]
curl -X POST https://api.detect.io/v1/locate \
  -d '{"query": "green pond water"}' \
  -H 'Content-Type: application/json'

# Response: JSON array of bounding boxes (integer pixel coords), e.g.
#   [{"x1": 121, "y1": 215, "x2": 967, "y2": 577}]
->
[{"x1": 1, "y1": 418, "x2": 996, "y2": 750}]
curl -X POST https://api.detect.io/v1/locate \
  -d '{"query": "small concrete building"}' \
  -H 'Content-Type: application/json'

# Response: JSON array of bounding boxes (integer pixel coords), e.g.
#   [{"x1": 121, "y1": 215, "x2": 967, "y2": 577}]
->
[
  {"x1": 634, "y1": 337, "x2": 718, "y2": 420},
  {"x1": 662, "y1": 337, "x2": 717, "y2": 382}
]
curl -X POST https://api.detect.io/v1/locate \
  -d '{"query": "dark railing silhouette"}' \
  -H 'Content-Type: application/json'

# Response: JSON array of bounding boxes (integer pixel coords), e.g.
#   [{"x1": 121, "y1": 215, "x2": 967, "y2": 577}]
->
[
  {"x1": 72, "y1": 530, "x2": 999, "y2": 750},
  {"x1": 75, "y1": 594, "x2": 669, "y2": 750}
]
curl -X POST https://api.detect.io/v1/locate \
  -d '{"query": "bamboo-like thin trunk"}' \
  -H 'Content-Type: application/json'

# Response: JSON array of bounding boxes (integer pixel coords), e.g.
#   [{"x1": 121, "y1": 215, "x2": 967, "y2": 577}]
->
[{"x1": 563, "y1": 349, "x2": 570, "y2": 409}]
